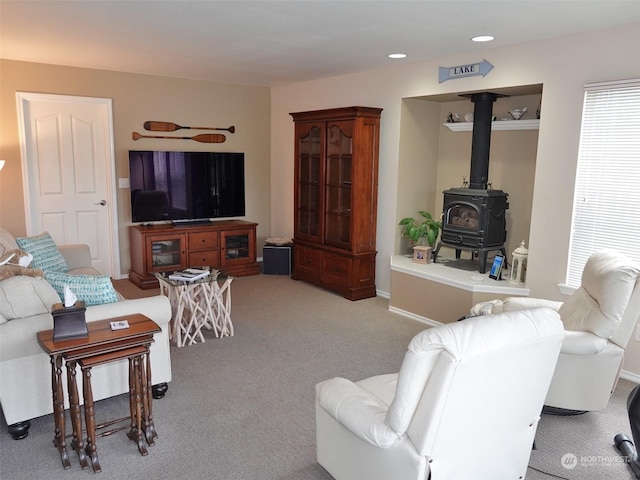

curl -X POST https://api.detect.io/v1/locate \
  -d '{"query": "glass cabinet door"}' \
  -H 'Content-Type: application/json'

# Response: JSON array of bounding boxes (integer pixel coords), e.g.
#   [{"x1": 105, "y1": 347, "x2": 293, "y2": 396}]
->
[
  {"x1": 147, "y1": 234, "x2": 185, "y2": 272},
  {"x1": 324, "y1": 122, "x2": 353, "y2": 247},
  {"x1": 296, "y1": 124, "x2": 323, "y2": 240},
  {"x1": 220, "y1": 228, "x2": 256, "y2": 267}
]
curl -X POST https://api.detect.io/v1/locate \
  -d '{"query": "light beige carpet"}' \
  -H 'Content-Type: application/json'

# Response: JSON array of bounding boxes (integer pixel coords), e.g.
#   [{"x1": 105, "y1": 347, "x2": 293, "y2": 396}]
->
[{"x1": 2, "y1": 274, "x2": 636, "y2": 480}]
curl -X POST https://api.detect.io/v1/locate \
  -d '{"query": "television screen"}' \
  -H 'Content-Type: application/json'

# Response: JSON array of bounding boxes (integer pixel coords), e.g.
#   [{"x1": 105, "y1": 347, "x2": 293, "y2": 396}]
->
[{"x1": 129, "y1": 151, "x2": 245, "y2": 223}]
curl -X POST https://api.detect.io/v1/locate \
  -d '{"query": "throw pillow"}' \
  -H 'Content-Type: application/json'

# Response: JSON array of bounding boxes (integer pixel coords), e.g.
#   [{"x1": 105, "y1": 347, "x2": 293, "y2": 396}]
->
[
  {"x1": 0, "y1": 227, "x2": 20, "y2": 257},
  {"x1": 16, "y1": 232, "x2": 69, "y2": 274},
  {"x1": 45, "y1": 272, "x2": 118, "y2": 306},
  {"x1": 0, "y1": 276, "x2": 61, "y2": 320}
]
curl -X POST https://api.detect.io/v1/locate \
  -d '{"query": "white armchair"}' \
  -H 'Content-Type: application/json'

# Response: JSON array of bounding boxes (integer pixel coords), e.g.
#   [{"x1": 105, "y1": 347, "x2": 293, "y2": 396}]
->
[
  {"x1": 315, "y1": 308, "x2": 565, "y2": 480},
  {"x1": 481, "y1": 249, "x2": 640, "y2": 412}
]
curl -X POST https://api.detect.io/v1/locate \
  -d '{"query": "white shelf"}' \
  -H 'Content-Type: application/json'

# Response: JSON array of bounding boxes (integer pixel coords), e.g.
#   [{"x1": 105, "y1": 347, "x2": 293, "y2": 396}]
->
[
  {"x1": 390, "y1": 255, "x2": 529, "y2": 295},
  {"x1": 443, "y1": 119, "x2": 540, "y2": 132}
]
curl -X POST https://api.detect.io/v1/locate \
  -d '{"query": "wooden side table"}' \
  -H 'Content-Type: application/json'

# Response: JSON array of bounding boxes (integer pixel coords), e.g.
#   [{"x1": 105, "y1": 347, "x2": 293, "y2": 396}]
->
[{"x1": 37, "y1": 314, "x2": 160, "y2": 472}]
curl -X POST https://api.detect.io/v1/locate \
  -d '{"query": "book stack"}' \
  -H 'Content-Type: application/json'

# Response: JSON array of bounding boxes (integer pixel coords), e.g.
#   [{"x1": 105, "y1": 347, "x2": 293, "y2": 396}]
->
[{"x1": 168, "y1": 268, "x2": 211, "y2": 282}]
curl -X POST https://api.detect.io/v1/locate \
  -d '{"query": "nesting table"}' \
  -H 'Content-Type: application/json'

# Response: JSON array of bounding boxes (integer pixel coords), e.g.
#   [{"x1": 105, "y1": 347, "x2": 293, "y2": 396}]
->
[
  {"x1": 155, "y1": 269, "x2": 234, "y2": 347},
  {"x1": 37, "y1": 314, "x2": 160, "y2": 473}
]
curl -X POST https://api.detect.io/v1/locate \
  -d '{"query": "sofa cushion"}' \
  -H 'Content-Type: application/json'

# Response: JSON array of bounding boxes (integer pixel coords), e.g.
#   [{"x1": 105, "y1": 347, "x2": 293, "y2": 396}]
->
[
  {"x1": 16, "y1": 231, "x2": 69, "y2": 273},
  {"x1": 0, "y1": 276, "x2": 61, "y2": 320},
  {"x1": 45, "y1": 272, "x2": 118, "y2": 306},
  {"x1": 0, "y1": 227, "x2": 20, "y2": 257}
]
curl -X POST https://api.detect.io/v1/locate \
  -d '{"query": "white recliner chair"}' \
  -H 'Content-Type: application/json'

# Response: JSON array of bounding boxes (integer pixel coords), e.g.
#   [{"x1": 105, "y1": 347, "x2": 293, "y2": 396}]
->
[
  {"x1": 474, "y1": 249, "x2": 640, "y2": 413},
  {"x1": 315, "y1": 308, "x2": 565, "y2": 480}
]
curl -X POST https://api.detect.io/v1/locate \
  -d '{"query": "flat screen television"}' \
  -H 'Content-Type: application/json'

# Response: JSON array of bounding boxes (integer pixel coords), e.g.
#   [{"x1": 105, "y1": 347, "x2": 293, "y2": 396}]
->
[{"x1": 129, "y1": 150, "x2": 245, "y2": 224}]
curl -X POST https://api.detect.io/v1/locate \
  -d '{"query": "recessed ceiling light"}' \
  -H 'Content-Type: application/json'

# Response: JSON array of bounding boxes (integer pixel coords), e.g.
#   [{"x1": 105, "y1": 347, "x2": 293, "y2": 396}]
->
[
  {"x1": 472, "y1": 35, "x2": 494, "y2": 42},
  {"x1": 388, "y1": 53, "x2": 407, "y2": 59}
]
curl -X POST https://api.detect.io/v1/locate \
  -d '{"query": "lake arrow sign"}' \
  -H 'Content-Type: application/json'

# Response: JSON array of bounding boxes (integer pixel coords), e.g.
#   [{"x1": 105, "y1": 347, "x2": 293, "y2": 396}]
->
[{"x1": 439, "y1": 59, "x2": 494, "y2": 83}]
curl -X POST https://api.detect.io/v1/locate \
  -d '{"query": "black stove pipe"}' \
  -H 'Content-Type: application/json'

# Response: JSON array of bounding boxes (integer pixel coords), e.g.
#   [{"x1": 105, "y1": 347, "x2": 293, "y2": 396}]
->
[
  {"x1": 461, "y1": 92, "x2": 507, "y2": 190},
  {"x1": 469, "y1": 92, "x2": 497, "y2": 189}
]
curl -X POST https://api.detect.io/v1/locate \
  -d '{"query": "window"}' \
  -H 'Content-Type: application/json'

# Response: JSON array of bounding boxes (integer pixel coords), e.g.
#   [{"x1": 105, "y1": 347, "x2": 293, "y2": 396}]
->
[{"x1": 566, "y1": 79, "x2": 640, "y2": 287}]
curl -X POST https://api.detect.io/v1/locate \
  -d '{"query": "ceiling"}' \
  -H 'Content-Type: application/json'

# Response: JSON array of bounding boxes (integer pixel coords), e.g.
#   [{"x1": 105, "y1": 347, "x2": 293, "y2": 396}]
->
[{"x1": 1, "y1": 1, "x2": 639, "y2": 87}]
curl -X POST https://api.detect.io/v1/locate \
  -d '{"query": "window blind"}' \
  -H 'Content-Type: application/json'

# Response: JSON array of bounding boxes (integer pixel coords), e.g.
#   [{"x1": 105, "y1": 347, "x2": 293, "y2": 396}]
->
[{"x1": 566, "y1": 78, "x2": 640, "y2": 286}]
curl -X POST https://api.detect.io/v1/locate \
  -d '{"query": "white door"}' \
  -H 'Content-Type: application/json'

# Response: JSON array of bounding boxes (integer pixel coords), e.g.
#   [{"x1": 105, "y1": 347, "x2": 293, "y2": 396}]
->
[{"x1": 16, "y1": 92, "x2": 120, "y2": 277}]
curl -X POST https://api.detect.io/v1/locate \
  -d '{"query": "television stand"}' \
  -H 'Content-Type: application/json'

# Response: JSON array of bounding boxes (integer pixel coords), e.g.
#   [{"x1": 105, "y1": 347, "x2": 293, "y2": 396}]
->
[
  {"x1": 129, "y1": 220, "x2": 259, "y2": 289},
  {"x1": 172, "y1": 220, "x2": 212, "y2": 227}
]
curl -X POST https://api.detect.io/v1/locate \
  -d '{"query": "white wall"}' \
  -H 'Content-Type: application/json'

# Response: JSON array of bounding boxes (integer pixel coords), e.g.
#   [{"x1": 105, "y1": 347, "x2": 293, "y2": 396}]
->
[{"x1": 271, "y1": 23, "x2": 640, "y2": 377}]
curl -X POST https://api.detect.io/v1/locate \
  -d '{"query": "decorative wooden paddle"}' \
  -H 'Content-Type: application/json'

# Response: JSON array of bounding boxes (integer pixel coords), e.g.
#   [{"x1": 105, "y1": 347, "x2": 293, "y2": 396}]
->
[
  {"x1": 144, "y1": 121, "x2": 235, "y2": 133},
  {"x1": 132, "y1": 132, "x2": 226, "y2": 143}
]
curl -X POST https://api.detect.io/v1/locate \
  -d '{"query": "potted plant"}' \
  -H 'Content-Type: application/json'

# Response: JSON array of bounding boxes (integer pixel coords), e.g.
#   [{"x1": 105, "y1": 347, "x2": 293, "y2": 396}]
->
[{"x1": 399, "y1": 211, "x2": 442, "y2": 262}]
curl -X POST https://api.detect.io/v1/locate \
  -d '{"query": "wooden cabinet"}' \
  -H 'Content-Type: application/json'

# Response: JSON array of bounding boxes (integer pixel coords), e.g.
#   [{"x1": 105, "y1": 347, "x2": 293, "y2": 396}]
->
[
  {"x1": 290, "y1": 106, "x2": 381, "y2": 300},
  {"x1": 129, "y1": 220, "x2": 259, "y2": 289}
]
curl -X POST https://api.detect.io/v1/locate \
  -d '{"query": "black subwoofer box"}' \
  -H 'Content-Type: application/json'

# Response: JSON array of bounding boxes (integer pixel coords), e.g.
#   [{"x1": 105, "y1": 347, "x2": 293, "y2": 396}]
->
[{"x1": 263, "y1": 245, "x2": 292, "y2": 275}]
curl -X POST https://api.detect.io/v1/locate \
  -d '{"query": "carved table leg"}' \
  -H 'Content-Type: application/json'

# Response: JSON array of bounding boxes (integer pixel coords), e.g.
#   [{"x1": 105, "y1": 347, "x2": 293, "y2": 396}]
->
[
  {"x1": 50, "y1": 354, "x2": 71, "y2": 469},
  {"x1": 81, "y1": 365, "x2": 101, "y2": 473},
  {"x1": 66, "y1": 359, "x2": 88, "y2": 469},
  {"x1": 141, "y1": 348, "x2": 157, "y2": 444},
  {"x1": 127, "y1": 354, "x2": 148, "y2": 456},
  {"x1": 128, "y1": 356, "x2": 137, "y2": 443}
]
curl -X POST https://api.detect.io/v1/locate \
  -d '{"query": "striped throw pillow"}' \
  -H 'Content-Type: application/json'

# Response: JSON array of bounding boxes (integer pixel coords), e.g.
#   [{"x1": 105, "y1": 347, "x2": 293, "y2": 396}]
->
[
  {"x1": 45, "y1": 272, "x2": 118, "y2": 306},
  {"x1": 16, "y1": 231, "x2": 68, "y2": 273}
]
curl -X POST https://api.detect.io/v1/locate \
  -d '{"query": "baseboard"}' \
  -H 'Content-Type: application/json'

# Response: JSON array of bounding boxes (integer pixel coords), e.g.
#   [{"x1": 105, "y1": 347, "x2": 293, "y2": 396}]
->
[
  {"x1": 388, "y1": 306, "x2": 442, "y2": 328},
  {"x1": 376, "y1": 289, "x2": 389, "y2": 299},
  {"x1": 620, "y1": 370, "x2": 640, "y2": 384}
]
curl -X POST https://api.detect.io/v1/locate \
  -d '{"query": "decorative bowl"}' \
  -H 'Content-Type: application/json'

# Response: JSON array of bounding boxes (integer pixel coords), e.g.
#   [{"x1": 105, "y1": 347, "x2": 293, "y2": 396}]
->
[{"x1": 508, "y1": 107, "x2": 527, "y2": 120}]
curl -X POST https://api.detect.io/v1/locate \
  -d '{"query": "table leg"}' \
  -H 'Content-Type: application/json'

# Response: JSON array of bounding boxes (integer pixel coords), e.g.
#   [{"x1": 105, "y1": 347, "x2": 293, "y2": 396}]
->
[
  {"x1": 66, "y1": 359, "x2": 88, "y2": 469},
  {"x1": 81, "y1": 365, "x2": 101, "y2": 473},
  {"x1": 201, "y1": 281, "x2": 220, "y2": 337},
  {"x1": 127, "y1": 354, "x2": 148, "y2": 456},
  {"x1": 217, "y1": 277, "x2": 234, "y2": 337},
  {"x1": 175, "y1": 285, "x2": 189, "y2": 347},
  {"x1": 141, "y1": 348, "x2": 157, "y2": 444},
  {"x1": 128, "y1": 356, "x2": 137, "y2": 441},
  {"x1": 50, "y1": 354, "x2": 71, "y2": 469},
  {"x1": 187, "y1": 283, "x2": 207, "y2": 344}
]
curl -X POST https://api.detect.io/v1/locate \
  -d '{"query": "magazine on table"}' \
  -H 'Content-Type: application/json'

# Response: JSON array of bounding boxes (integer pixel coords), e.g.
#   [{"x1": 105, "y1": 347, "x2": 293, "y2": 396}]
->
[{"x1": 168, "y1": 268, "x2": 211, "y2": 282}]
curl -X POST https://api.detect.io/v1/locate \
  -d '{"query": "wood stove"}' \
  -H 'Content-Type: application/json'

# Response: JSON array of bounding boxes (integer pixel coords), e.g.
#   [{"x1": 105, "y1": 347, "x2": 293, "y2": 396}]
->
[{"x1": 434, "y1": 92, "x2": 509, "y2": 273}]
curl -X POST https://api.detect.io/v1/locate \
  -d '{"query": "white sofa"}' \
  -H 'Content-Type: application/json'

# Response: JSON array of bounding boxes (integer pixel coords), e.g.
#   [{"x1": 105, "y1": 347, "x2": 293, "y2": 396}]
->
[{"x1": 0, "y1": 228, "x2": 172, "y2": 439}]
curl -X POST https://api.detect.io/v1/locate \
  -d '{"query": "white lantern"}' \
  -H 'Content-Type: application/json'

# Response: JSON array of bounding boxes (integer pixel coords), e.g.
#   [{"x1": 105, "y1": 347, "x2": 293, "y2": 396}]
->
[{"x1": 510, "y1": 241, "x2": 528, "y2": 284}]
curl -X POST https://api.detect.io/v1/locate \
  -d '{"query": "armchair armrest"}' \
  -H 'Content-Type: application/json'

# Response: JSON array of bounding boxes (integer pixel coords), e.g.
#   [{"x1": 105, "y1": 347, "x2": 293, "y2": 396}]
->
[
  {"x1": 498, "y1": 297, "x2": 563, "y2": 313},
  {"x1": 316, "y1": 377, "x2": 401, "y2": 448},
  {"x1": 58, "y1": 244, "x2": 92, "y2": 271},
  {"x1": 561, "y1": 330, "x2": 609, "y2": 355}
]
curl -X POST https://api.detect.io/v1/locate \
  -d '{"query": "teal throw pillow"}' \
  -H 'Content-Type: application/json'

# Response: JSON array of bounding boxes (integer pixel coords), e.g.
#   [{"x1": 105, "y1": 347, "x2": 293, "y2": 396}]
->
[
  {"x1": 45, "y1": 272, "x2": 118, "y2": 306},
  {"x1": 16, "y1": 231, "x2": 68, "y2": 273}
]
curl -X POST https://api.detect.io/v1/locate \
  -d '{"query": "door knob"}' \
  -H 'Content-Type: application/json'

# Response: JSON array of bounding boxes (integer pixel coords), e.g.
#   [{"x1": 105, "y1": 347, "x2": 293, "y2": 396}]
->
[{"x1": 95, "y1": 200, "x2": 107, "y2": 206}]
